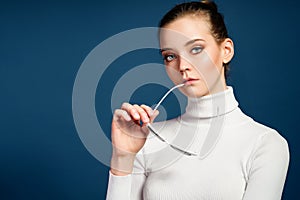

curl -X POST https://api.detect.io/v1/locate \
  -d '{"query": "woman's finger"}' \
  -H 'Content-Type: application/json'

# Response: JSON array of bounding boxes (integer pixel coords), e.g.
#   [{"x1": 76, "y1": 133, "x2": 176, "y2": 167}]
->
[
  {"x1": 121, "y1": 102, "x2": 140, "y2": 121},
  {"x1": 140, "y1": 104, "x2": 159, "y2": 123},
  {"x1": 113, "y1": 109, "x2": 131, "y2": 122},
  {"x1": 133, "y1": 104, "x2": 149, "y2": 124}
]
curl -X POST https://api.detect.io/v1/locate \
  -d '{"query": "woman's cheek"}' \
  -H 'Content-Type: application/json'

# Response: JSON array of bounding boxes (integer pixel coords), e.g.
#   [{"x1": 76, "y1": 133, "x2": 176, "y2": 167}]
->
[
  {"x1": 166, "y1": 66, "x2": 182, "y2": 84},
  {"x1": 193, "y1": 52, "x2": 221, "y2": 88}
]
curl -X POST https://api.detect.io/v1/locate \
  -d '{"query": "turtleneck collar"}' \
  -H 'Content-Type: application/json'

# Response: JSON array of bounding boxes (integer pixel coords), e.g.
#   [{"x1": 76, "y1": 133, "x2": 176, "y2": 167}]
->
[{"x1": 181, "y1": 86, "x2": 239, "y2": 120}]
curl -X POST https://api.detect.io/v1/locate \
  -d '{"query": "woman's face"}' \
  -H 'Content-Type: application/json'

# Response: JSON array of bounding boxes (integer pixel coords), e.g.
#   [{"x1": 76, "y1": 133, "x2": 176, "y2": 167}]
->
[{"x1": 159, "y1": 15, "x2": 233, "y2": 98}]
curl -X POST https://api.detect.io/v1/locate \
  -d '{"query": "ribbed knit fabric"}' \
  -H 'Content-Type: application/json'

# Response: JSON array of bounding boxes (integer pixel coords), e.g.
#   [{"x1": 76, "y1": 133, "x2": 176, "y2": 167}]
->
[{"x1": 106, "y1": 86, "x2": 289, "y2": 200}]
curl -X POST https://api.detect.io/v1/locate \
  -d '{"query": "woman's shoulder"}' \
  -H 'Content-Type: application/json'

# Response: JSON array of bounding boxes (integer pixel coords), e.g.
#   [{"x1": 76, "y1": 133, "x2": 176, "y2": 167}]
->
[
  {"x1": 224, "y1": 107, "x2": 289, "y2": 156},
  {"x1": 231, "y1": 107, "x2": 284, "y2": 136},
  {"x1": 249, "y1": 119, "x2": 289, "y2": 151},
  {"x1": 235, "y1": 110, "x2": 289, "y2": 154}
]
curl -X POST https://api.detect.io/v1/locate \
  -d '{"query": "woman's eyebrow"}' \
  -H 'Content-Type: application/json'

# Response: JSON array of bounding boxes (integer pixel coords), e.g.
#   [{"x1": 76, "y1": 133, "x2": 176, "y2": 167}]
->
[
  {"x1": 160, "y1": 38, "x2": 205, "y2": 53},
  {"x1": 185, "y1": 38, "x2": 205, "y2": 46},
  {"x1": 160, "y1": 48, "x2": 172, "y2": 53}
]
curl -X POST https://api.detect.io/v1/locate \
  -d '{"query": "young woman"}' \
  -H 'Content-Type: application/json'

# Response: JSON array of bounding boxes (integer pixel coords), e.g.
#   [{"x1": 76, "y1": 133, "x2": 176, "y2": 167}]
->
[{"x1": 106, "y1": 1, "x2": 289, "y2": 199}]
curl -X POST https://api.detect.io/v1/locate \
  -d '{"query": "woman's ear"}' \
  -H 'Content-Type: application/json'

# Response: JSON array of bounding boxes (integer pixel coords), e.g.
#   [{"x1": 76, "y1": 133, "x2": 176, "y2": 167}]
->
[{"x1": 222, "y1": 38, "x2": 234, "y2": 64}]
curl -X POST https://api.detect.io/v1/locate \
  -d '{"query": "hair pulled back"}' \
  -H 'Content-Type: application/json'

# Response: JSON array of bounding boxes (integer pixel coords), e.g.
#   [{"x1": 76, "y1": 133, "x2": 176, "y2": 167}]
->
[{"x1": 159, "y1": 1, "x2": 230, "y2": 78}]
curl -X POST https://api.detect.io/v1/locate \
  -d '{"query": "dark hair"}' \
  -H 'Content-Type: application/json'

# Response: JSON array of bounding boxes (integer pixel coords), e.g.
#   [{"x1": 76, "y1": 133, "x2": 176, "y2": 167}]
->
[{"x1": 159, "y1": 0, "x2": 230, "y2": 79}]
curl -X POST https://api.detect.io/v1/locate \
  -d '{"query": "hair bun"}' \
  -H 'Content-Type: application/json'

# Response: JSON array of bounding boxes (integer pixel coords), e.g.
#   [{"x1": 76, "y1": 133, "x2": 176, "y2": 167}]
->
[{"x1": 201, "y1": 0, "x2": 218, "y2": 13}]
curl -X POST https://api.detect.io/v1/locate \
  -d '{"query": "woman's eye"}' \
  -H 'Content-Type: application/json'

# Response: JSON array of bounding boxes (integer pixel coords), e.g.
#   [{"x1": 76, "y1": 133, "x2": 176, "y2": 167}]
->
[
  {"x1": 191, "y1": 46, "x2": 203, "y2": 54},
  {"x1": 164, "y1": 54, "x2": 176, "y2": 62}
]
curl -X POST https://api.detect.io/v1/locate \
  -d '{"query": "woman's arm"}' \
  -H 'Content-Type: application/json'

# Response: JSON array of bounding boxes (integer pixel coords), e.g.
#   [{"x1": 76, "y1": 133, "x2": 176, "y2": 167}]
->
[
  {"x1": 106, "y1": 103, "x2": 157, "y2": 200},
  {"x1": 106, "y1": 150, "x2": 147, "y2": 200},
  {"x1": 243, "y1": 130, "x2": 290, "y2": 200}
]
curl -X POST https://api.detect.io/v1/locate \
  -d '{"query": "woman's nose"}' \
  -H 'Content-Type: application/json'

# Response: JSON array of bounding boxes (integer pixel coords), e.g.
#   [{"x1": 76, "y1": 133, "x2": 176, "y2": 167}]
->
[{"x1": 179, "y1": 57, "x2": 191, "y2": 73}]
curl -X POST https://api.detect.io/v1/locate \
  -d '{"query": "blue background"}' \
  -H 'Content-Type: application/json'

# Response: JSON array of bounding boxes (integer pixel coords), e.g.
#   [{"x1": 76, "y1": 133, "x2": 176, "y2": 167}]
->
[{"x1": 1, "y1": 0, "x2": 299, "y2": 199}]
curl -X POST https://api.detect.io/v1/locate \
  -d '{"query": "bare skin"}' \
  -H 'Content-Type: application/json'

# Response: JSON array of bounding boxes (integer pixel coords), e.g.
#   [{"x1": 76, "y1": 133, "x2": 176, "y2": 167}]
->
[{"x1": 110, "y1": 103, "x2": 159, "y2": 175}]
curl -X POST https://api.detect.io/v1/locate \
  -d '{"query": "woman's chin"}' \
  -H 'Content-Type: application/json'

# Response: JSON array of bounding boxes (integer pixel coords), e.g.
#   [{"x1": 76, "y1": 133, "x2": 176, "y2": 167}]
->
[{"x1": 179, "y1": 85, "x2": 209, "y2": 98}]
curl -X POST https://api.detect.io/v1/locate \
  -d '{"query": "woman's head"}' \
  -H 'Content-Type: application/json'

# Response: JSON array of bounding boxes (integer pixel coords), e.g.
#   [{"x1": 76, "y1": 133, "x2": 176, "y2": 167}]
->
[{"x1": 159, "y1": 1, "x2": 234, "y2": 97}]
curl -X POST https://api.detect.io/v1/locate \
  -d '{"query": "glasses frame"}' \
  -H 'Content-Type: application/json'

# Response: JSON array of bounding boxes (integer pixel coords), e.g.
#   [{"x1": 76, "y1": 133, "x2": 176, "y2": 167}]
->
[
  {"x1": 146, "y1": 82, "x2": 198, "y2": 156},
  {"x1": 147, "y1": 123, "x2": 198, "y2": 156}
]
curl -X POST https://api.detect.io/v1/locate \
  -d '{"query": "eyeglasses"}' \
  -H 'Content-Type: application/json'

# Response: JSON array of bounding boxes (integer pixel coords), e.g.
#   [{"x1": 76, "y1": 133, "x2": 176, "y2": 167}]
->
[{"x1": 146, "y1": 82, "x2": 198, "y2": 156}]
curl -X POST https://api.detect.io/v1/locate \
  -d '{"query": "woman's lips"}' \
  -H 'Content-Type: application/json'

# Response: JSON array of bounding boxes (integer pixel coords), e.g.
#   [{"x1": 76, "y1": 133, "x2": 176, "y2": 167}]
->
[{"x1": 184, "y1": 78, "x2": 199, "y2": 85}]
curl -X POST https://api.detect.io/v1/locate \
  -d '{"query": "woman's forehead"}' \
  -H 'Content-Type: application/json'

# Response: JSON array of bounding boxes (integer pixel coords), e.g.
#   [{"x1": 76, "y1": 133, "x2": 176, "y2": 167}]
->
[{"x1": 159, "y1": 16, "x2": 211, "y2": 47}]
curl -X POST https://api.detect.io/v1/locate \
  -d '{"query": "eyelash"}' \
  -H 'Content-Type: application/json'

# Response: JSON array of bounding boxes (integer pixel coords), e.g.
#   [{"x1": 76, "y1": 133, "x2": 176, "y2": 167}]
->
[
  {"x1": 162, "y1": 46, "x2": 203, "y2": 63},
  {"x1": 191, "y1": 46, "x2": 203, "y2": 54},
  {"x1": 163, "y1": 54, "x2": 177, "y2": 62}
]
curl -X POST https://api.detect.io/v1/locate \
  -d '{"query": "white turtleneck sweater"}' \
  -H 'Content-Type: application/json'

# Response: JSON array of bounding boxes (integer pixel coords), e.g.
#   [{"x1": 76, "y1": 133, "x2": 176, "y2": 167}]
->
[{"x1": 106, "y1": 86, "x2": 289, "y2": 200}]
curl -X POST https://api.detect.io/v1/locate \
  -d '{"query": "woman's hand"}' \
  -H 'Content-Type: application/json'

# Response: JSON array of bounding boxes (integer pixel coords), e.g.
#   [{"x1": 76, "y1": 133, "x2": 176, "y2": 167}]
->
[{"x1": 110, "y1": 103, "x2": 159, "y2": 175}]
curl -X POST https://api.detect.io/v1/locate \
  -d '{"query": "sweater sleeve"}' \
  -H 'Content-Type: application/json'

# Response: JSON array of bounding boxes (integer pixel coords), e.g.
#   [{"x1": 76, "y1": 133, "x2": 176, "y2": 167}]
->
[
  {"x1": 243, "y1": 130, "x2": 290, "y2": 200},
  {"x1": 106, "y1": 151, "x2": 147, "y2": 200}
]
